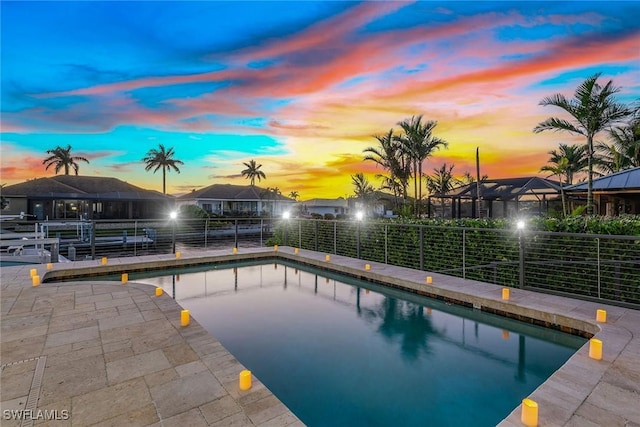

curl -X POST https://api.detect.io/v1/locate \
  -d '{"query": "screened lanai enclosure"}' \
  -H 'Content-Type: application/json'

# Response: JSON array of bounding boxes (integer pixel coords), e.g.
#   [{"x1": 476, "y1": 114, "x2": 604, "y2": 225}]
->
[{"x1": 428, "y1": 177, "x2": 562, "y2": 219}]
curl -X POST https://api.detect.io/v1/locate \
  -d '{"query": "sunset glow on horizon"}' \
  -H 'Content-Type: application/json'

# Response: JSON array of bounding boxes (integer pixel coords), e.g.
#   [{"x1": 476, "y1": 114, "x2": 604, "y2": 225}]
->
[{"x1": 1, "y1": 1, "x2": 639, "y2": 199}]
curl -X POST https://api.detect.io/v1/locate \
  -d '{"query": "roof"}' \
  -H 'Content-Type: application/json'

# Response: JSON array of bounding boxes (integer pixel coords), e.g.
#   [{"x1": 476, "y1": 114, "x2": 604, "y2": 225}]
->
[
  {"x1": 442, "y1": 177, "x2": 561, "y2": 200},
  {"x1": 566, "y1": 167, "x2": 640, "y2": 191},
  {"x1": 2, "y1": 175, "x2": 170, "y2": 201},
  {"x1": 299, "y1": 198, "x2": 347, "y2": 207},
  {"x1": 179, "y1": 184, "x2": 294, "y2": 202}
]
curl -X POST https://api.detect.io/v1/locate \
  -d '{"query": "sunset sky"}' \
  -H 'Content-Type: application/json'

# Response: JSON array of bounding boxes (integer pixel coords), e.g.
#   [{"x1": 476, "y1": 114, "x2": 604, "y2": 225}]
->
[{"x1": 1, "y1": 1, "x2": 639, "y2": 200}]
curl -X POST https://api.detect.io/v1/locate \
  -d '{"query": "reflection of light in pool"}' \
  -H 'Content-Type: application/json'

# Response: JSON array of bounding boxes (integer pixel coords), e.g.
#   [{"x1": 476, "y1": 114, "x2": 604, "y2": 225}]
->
[{"x1": 127, "y1": 262, "x2": 587, "y2": 427}]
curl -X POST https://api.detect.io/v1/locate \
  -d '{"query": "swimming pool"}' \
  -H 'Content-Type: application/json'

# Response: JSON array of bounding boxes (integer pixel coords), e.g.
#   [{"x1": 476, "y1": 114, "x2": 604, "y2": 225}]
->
[{"x1": 105, "y1": 261, "x2": 586, "y2": 426}]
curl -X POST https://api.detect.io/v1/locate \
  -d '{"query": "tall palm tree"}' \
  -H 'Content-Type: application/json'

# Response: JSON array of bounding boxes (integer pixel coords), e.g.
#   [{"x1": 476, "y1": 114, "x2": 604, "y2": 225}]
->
[
  {"x1": 43, "y1": 145, "x2": 89, "y2": 175},
  {"x1": 142, "y1": 144, "x2": 184, "y2": 194},
  {"x1": 425, "y1": 163, "x2": 457, "y2": 218},
  {"x1": 363, "y1": 129, "x2": 410, "y2": 205},
  {"x1": 241, "y1": 159, "x2": 266, "y2": 186},
  {"x1": 544, "y1": 144, "x2": 588, "y2": 185},
  {"x1": 288, "y1": 191, "x2": 299, "y2": 201},
  {"x1": 397, "y1": 116, "x2": 448, "y2": 217},
  {"x1": 533, "y1": 73, "x2": 631, "y2": 214},
  {"x1": 540, "y1": 157, "x2": 570, "y2": 217}
]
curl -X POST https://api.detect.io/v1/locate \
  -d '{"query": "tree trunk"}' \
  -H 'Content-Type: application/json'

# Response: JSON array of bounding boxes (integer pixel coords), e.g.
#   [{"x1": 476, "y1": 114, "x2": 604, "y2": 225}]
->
[
  {"x1": 587, "y1": 135, "x2": 594, "y2": 215},
  {"x1": 162, "y1": 168, "x2": 166, "y2": 194}
]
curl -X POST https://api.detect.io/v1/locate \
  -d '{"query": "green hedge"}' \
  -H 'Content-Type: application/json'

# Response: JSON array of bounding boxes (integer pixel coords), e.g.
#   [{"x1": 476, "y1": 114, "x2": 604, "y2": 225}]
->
[{"x1": 269, "y1": 216, "x2": 640, "y2": 305}]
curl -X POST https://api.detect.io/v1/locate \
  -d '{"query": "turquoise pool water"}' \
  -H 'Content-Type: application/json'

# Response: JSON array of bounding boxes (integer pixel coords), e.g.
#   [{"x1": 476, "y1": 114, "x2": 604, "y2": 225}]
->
[{"x1": 108, "y1": 261, "x2": 586, "y2": 426}]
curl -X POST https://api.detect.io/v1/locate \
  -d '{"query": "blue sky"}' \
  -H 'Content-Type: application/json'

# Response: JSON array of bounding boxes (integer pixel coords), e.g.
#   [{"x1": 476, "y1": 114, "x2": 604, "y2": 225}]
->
[{"x1": 1, "y1": 1, "x2": 639, "y2": 198}]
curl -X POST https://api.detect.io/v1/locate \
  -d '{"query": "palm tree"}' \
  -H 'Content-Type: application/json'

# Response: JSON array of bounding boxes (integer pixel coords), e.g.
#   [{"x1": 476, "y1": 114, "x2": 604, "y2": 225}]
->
[
  {"x1": 533, "y1": 73, "x2": 631, "y2": 214},
  {"x1": 142, "y1": 144, "x2": 184, "y2": 194},
  {"x1": 397, "y1": 116, "x2": 448, "y2": 217},
  {"x1": 595, "y1": 116, "x2": 640, "y2": 173},
  {"x1": 543, "y1": 144, "x2": 588, "y2": 185},
  {"x1": 540, "y1": 157, "x2": 569, "y2": 217},
  {"x1": 43, "y1": 145, "x2": 89, "y2": 175},
  {"x1": 425, "y1": 163, "x2": 457, "y2": 218},
  {"x1": 288, "y1": 191, "x2": 299, "y2": 201},
  {"x1": 241, "y1": 159, "x2": 266, "y2": 186},
  {"x1": 363, "y1": 129, "x2": 410, "y2": 206},
  {"x1": 351, "y1": 173, "x2": 375, "y2": 213}
]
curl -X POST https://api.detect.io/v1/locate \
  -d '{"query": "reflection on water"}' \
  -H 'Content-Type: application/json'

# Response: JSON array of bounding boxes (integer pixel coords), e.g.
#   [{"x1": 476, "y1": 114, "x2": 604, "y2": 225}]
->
[{"x1": 123, "y1": 262, "x2": 586, "y2": 427}]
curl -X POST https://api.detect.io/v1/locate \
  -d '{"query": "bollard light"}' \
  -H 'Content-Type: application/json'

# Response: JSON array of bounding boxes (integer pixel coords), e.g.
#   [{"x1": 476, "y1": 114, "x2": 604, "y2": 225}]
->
[
  {"x1": 325, "y1": 254, "x2": 330, "y2": 262},
  {"x1": 502, "y1": 288, "x2": 510, "y2": 301},
  {"x1": 233, "y1": 247, "x2": 238, "y2": 254},
  {"x1": 155, "y1": 287, "x2": 163, "y2": 297},
  {"x1": 175, "y1": 251, "x2": 181, "y2": 259},
  {"x1": 180, "y1": 310, "x2": 190, "y2": 327},
  {"x1": 30, "y1": 268, "x2": 37, "y2": 277},
  {"x1": 274, "y1": 245, "x2": 278, "y2": 252},
  {"x1": 596, "y1": 309, "x2": 607, "y2": 323},
  {"x1": 239, "y1": 370, "x2": 252, "y2": 391},
  {"x1": 426, "y1": 276, "x2": 433, "y2": 284},
  {"x1": 589, "y1": 338, "x2": 603, "y2": 360},
  {"x1": 294, "y1": 247, "x2": 299, "y2": 254},
  {"x1": 121, "y1": 273, "x2": 128, "y2": 284},
  {"x1": 101, "y1": 257, "x2": 108, "y2": 265},
  {"x1": 365, "y1": 264, "x2": 371, "y2": 271},
  {"x1": 521, "y1": 398, "x2": 538, "y2": 427},
  {"x1": 32, "y1": 275, "x2": 41, "y2": 287},
  {"x1": 46, "y1": 263, "x2": 53, "y2": 270},
  {"x1": 502, "y1": 330, "x2": 510, "y2": 340}
]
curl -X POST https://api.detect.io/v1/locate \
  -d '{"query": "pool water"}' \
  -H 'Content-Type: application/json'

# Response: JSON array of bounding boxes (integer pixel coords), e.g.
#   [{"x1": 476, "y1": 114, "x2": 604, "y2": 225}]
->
[{"x1": 116, "y1": 261, "x2": 586, "y2": 426}]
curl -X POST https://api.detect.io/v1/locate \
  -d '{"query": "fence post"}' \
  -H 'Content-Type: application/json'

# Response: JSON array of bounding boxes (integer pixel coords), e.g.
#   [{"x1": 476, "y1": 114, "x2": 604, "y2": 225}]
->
[
  {"x1": 314, "y1": 220, "x2": 318, "y2": 251},
  {"x1": 91, "y1": 220, "x2": 96, "y2": 260},
  {"x1": 462, "y1": 229, "x2": 466, "y2": 279},
  {"x1": 204, "y1": 218, "x2": 209, "y2": 249},
  {"x1": 356, "y1": 221, "x2": 361, "y2": 259},
  {"x1": 298, "y1": 220, "x2": 302, "y2": 249},
  {"x1": 334, "y1": 221, "x2": 337, "y2": 255},
  {"x1": 384, "y1": 224, "x2": 388, "y2": 264},
  {"x1": 419, "y1": 226, "x2": 424, "y2": 271},
  {"x1": 518, "y1": 229, "x2": 525, "y2": 289},
  {"x1": 596, "y1": 238, "x2": 601, "y2": 299},
  {"x1": 234, "y1": 219, "x2": 238, "y2": 249}
]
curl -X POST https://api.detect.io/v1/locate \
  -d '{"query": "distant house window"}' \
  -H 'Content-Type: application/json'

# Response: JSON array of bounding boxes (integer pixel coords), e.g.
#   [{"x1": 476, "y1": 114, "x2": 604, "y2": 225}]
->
[{"x1": 202, "y1": 203, "x2": 212, "y2": 213}]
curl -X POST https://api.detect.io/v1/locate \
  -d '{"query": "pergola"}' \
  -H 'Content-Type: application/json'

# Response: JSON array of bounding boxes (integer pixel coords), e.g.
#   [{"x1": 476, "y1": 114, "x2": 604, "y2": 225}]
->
[{"x1": 429, "y1": 177, "x2": 562, "y2": 218}]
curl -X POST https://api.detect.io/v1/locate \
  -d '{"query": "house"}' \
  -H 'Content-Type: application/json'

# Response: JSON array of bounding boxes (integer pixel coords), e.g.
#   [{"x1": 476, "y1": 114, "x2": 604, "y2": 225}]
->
[
  {"x1": 565, "y1": 167, "x2": 640, "y2": 215},
  {"x1": 177, "y1": 184, "x2": 295, "y2": 217},
  {"x1": 434, "y1": 177, "x2": 562, "y2": 218},
  {"x1": 296, "y1": 198, "x2": 348, "y2": 218},
  {"x1": 0, "y1": 175, "x2": 173, "y2": 220}
]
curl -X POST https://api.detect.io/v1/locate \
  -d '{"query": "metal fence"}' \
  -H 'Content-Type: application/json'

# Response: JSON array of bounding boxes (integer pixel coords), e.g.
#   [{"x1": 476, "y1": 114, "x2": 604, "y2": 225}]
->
[
  {"x1": 2, "y1": 217, "x2": 638, "y2": 307},
  {"x1": 277, "y1": 219, "x2": 640, "y2": 307}
]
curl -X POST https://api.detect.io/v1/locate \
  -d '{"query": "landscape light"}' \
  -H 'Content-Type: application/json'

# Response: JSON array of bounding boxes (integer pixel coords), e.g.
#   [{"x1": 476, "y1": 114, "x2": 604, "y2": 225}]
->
[
  {"x1": 516, "y1": 220, "x2": 525, "y2": 230},
  {"x1": 356, "y1": 211, "x2": 364, "y2": 221},
  {"x1": 282, "y1": 211, "x2": 291, "y2": 219},
  {"x1": 170, "y1": 211, "x2": 178, "y2": 220}
]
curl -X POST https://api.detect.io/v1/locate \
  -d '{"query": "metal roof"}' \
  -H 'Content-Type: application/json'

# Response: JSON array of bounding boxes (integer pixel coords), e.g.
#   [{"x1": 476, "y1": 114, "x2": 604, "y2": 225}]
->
[{"x1": 566, "y1": 167, "x2": 640, "y2": 191}]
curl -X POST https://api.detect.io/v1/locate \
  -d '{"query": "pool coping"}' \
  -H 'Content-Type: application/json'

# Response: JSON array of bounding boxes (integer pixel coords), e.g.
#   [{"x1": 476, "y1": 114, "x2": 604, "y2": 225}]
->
[{"x1": 2, "y1": 246, "x2": 639, "y2": 426}]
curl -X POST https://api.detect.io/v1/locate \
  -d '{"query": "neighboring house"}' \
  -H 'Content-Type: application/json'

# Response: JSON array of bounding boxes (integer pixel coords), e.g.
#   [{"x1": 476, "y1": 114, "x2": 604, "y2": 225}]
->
[
  {"x1": 0, "y1": 175, "x2": 173, "y2": 220},
  {"x1": 347, "y1": 191, "x2": 400, "y2": 218},
  {"x1": 177, "y1": 184, "x2": 294, "y2": 216},
  {"x1": 435, "y1": 177, "x2": 562, "y2": 218},
  {"x1": 565, "y1": 167, "x2": 640, "y2": 216},
  {"x1": 296, "y1": 198, "x2": 348, "y2": 217}
]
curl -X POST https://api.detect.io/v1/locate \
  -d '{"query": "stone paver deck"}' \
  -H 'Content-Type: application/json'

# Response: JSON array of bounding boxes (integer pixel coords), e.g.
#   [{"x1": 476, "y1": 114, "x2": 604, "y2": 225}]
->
[{"x1": 2, "y1": 246, "x2": 639, "y2": 426}]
